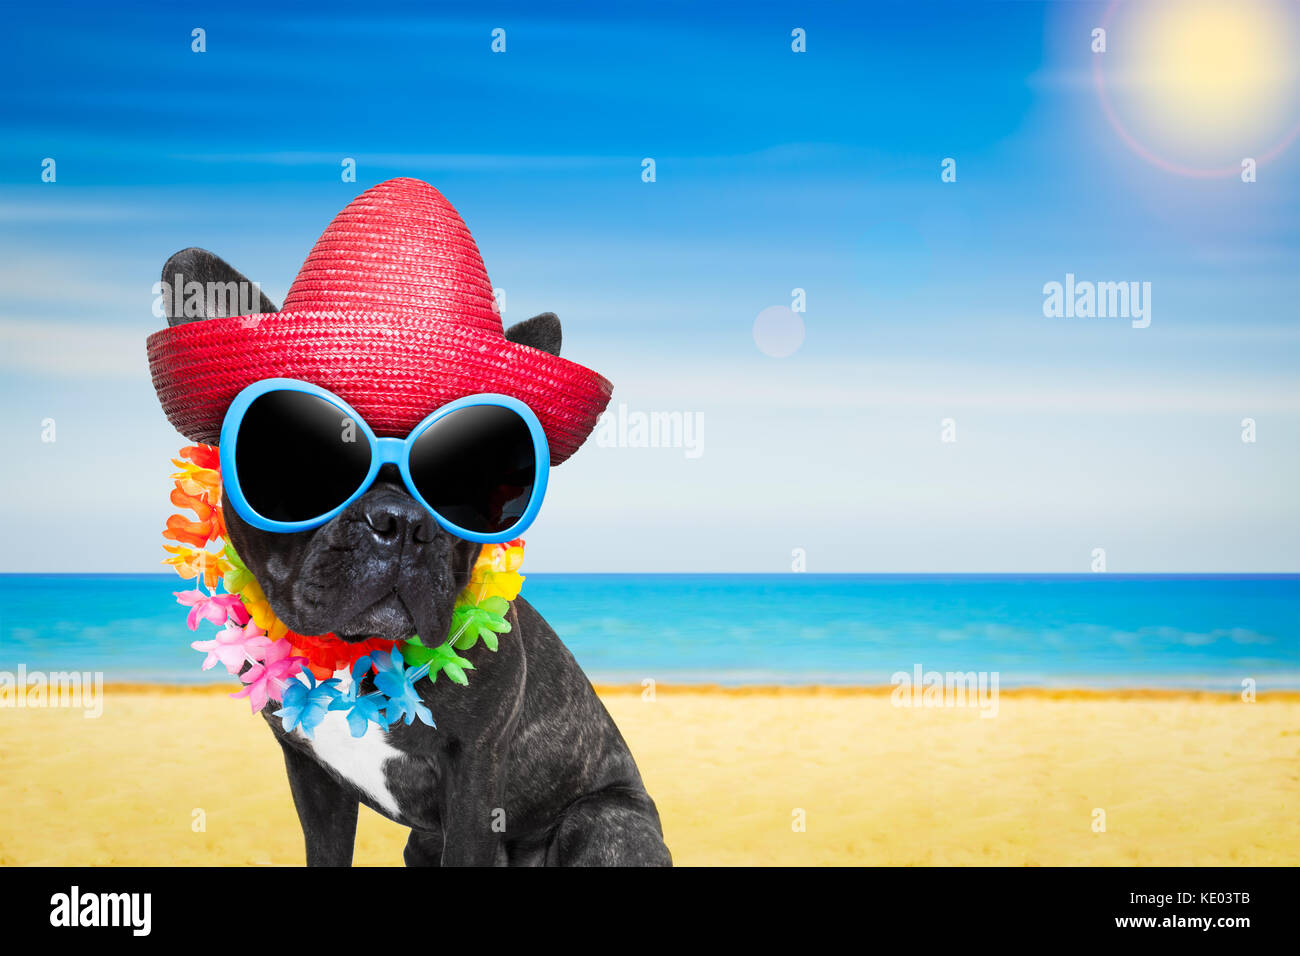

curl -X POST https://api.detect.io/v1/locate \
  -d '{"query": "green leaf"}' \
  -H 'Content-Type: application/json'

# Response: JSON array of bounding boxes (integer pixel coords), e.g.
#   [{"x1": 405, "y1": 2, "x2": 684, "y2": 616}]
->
[
  {"x1": 451, "y1": 607, "x2": 485, "y2": 650},
  {"x1": 448, "y1": 602, "x2": 511, "y2": 653},
  {"x1": 442, "y1": 660, "x2": 469, "y2": 685},
  {"x1": 402, "y1": 596, "x2": 511, "y2": 674},
  {"x1": 222, "y1": 541, "x2": 254, "y2": 592},
  {"x1": 413, "y1": 642, "x2": 474, "y2": 686},
  {"x1": 223, "y1": 541, "x2": 246, "y2": 570},
  {"x1": 401, "y1": 635, "x2": 442, "y2": 668}
]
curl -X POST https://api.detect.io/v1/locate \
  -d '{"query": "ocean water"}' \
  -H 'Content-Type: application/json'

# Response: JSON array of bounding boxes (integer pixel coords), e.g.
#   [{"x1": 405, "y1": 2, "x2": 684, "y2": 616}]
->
[{"x1": 0, "y1": 574, "x2": 1297, "y2": 689}]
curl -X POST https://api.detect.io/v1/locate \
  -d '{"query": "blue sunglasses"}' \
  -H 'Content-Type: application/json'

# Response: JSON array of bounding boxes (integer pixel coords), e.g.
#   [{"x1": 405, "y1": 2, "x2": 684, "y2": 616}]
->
[{"x1": 219, "y1": 378, "x2": 549, "y2": 543}]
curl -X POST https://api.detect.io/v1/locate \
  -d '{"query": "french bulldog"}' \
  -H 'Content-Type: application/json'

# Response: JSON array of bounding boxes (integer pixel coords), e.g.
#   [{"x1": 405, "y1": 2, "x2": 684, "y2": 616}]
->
[{"x1": 161, "y1": 247, "x2": 671, "y2": 867}]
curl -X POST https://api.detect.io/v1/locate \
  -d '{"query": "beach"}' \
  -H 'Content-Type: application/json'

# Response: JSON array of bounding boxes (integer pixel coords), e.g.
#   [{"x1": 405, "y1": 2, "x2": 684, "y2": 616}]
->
[{"x1": 2, "y1": 684, "x2": 1296, "y2": 866}]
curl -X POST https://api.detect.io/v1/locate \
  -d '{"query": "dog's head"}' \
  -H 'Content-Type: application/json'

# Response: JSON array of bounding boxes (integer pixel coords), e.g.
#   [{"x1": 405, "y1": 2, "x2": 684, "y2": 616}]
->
[{"x1": 161, "y1": 247, "x2": 563, "y2": 643}]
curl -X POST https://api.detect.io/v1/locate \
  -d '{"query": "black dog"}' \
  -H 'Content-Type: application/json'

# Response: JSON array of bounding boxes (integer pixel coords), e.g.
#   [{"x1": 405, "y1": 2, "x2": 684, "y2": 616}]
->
[{"x1": 161, "y1": 248, "x2": 671, "y2": 867}]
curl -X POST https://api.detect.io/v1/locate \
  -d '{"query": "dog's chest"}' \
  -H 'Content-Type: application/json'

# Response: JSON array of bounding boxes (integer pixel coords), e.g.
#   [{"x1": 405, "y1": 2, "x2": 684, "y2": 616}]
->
[{"x1": 292, "y1": 669, "x2": 406, "y2": 818}]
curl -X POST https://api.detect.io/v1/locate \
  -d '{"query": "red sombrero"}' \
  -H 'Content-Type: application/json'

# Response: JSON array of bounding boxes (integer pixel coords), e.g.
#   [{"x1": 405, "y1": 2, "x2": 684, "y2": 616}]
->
[{"x1": 147, "y1": 177, "x2": 612, "y2": 464}]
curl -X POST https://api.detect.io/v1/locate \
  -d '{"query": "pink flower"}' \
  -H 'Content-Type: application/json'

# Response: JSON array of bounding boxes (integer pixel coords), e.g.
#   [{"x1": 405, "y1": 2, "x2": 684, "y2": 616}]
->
[
  {"x1": 191, "y1": 620, "x2": 271, "y2": 674},
  {"x1": 231, "y1": 639, "x2": 305, "y2": 713},
  {"x1": 175, "y1": 589, "x2": 250, "y2": 631}
]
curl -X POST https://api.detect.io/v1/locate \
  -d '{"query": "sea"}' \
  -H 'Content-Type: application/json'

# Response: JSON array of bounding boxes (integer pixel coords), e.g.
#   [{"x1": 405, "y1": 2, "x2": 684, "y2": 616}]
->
[{"x1": 1, "y1": 574, "x2": 1297, "y2": 689}]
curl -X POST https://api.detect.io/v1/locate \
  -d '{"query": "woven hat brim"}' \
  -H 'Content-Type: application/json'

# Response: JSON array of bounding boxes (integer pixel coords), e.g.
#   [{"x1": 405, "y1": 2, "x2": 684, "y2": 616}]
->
[{"x1": 146, "y1": 312, "x2": 613, "y2": 465}]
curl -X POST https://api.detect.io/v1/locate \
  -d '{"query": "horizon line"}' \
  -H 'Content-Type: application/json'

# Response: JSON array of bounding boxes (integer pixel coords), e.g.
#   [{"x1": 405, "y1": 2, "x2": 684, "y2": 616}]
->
[{"x1": 2, "y1": 571, "x2": 1298, "y2": 579}]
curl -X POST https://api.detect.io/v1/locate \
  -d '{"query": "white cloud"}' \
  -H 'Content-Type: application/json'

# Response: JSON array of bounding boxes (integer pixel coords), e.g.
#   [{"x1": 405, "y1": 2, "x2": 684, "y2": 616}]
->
[
  {"x1": 601, "y1": 358, "x2": 1300, "y2": 414},
  {"x1": 4, "y1": 319, "x2": 1296, "y2": 414},
  {"x1": 0, "y1": 318, "x2": 144, "y2": 378}
]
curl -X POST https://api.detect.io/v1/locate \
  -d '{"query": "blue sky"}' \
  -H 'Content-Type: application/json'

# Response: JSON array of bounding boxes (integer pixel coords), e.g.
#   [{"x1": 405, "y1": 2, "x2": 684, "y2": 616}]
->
[{"x1": 1, "y1": 0, "x2": 1298, "y2": 572}]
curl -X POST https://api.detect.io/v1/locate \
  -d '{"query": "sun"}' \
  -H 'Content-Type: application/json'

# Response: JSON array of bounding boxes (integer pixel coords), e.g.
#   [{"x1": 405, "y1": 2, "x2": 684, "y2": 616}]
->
[
  {"x1": 1137, "y1": 1, "x2": 1289, "y2": 131},
  {"x1": 1095, "y1": 0, "x2": 1300, "y2": 176}
]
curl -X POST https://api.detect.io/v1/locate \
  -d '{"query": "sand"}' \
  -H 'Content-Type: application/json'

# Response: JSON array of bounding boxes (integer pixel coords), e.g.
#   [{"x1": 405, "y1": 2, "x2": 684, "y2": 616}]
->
[{"x1": 1, "y1": 684, "x2": 1297, "y2": 866}]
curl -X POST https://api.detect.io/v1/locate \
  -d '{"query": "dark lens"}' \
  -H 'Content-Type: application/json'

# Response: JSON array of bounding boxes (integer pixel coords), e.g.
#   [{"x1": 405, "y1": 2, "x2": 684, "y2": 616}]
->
[
  {"x1": 233, "y1": 390, "x2": 372, "y2": 523},
  {"x1": 408, "y1": 404, "x2": 537, "y2": 535}
]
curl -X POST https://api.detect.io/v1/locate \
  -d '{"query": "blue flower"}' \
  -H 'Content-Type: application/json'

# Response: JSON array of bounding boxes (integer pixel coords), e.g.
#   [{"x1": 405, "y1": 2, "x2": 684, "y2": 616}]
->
[
  {"x1": 328, "y1": 656, "x2": 395, "y2": 738},
  {"x1": 372, "y1": 647, "x2": 435, "y2": 728},
  {"x1": 273, "y1": 669, "x2": 342, "y2": 739}
]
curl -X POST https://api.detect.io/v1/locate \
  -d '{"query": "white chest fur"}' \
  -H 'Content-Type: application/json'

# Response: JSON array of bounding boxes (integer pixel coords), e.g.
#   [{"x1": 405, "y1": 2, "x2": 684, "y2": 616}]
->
[{"x1": 292, "y1": 669, "x2": 403, "y2": 818}]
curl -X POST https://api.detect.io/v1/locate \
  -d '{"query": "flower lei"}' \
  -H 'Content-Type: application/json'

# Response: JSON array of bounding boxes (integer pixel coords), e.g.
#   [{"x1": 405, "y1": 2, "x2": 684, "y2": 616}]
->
[{"x1": 163, "y1": 443, "x2": 525, "y2": 738}]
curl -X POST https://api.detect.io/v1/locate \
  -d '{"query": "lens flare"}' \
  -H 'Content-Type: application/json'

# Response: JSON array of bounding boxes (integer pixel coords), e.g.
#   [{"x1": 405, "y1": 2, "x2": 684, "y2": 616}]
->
[{"x1": 1094, "y1": 0, "x2": 1300, "y2": 176}]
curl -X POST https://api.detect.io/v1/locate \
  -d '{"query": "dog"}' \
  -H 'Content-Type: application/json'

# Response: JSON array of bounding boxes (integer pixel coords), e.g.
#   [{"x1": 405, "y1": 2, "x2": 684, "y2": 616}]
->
[{"x1": 161, "y1": 246, "x2": 671, "y2": 867}]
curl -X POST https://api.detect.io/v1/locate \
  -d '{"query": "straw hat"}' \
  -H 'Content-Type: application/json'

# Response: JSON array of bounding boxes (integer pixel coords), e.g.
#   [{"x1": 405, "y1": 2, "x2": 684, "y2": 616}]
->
[{"x1": 146, "y1": 177, "x2": 612, "y2": 464}]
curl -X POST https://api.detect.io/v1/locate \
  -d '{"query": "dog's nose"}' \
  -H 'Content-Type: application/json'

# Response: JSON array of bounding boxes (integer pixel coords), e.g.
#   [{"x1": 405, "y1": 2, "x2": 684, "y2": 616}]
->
[{"x1": 360, "y1": 491, "x2": 435, "y2": 547}]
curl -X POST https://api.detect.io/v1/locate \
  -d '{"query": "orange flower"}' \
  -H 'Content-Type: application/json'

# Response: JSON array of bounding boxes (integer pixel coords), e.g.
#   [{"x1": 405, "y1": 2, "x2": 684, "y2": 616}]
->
[
  {"x1": 169, "y1": 461, "x2": 221, "y2": 502},
  {"x1": 163, "y1": 485, "x2": 224, "y2": 547},
  {"x1": 170, "y1": 485, "x2": 211, "y2": 516},
  {"x1": 163, "y1": 514, "x2": 213, "y2": 549},
  {"x1": 180, "y1": 444, "x2": 220, "y2": 471}
]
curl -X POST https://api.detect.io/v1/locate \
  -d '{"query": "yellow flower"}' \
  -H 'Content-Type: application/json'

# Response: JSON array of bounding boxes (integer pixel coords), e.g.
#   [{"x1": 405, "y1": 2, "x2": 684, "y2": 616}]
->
[
  {"x1": 463, "y1": 541, "x2": 526, "y2": 604},
  {"x1": 475, "y1": 542, "x2": 525, "y2": 575},
  {"x1": 237, "y1": 578, "x2": 289, "y2": 641},
  {"x1": 162, "y1": 545, "x2": 230, "y2": 590}
]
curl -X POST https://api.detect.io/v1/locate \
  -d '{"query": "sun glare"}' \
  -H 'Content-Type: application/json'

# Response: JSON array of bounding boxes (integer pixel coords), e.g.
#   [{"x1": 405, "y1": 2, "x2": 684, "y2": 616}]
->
[
  {"x1": 1095, "y1": 0, "x2": 1300, "y2": 175},
  {"x1": 1135, "y1": 0, "x2": 1290, "y2": 129}
]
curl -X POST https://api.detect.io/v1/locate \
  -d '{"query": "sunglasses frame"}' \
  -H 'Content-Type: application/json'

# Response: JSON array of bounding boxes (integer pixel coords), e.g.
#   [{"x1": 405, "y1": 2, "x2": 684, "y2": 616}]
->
[{"x1": 219, "y1": 377, "x2": 550, "y2": 543}]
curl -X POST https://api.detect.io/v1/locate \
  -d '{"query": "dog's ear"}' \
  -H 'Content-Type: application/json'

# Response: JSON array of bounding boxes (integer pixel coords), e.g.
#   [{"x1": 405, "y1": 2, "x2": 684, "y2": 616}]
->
[
  {"x1": 504, "y1": 312, "x2": 562, "y2": 357},
  {"x1": 160, "y1": 247, "x2": 279, "y2": 327}
]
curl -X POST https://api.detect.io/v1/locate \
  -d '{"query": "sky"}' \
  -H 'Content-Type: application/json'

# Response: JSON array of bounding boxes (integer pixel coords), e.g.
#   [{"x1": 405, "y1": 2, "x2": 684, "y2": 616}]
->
[{"x1": 0, "y1": 0, "x2": 1298, "y2": 572}]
